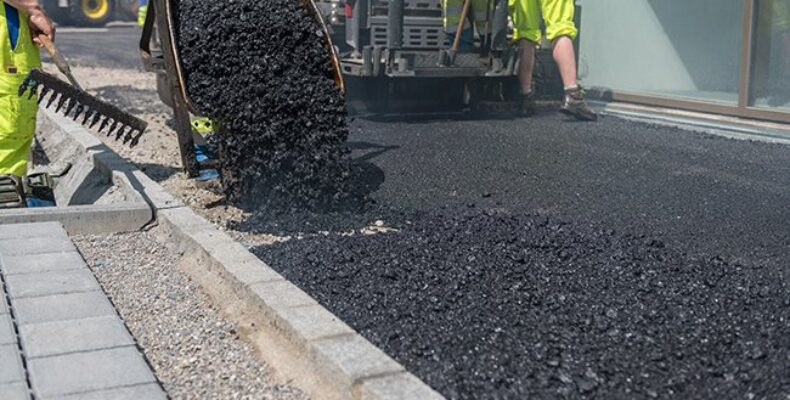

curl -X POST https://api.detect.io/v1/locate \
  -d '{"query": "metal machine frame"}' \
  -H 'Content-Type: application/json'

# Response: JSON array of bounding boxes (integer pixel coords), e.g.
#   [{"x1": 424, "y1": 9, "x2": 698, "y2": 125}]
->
[
  {"x1": 340, "y1": 0, "x2": 516, "y2": 79},
  {"x1": 139, "y1": 0, "x2": 199, "y2": 177}
]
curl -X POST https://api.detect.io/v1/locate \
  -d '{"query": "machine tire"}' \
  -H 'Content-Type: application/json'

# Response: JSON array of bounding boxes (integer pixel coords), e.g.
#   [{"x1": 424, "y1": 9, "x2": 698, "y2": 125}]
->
[{"x1": 69, "y1": 0, "x2": 115, "y2": 27}]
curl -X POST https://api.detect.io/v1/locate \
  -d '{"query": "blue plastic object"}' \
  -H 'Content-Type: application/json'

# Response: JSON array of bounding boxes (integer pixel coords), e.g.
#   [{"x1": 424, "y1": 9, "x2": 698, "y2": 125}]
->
[
  {"x1": 27, "y1": 198, "x2": 56, "y2": 208},
  {"x1": 4, "y1": 4, "x2": 19, "y2": 50},
  {"x1": 195, "y1": 169, "x2": 220, "y2": 182}
]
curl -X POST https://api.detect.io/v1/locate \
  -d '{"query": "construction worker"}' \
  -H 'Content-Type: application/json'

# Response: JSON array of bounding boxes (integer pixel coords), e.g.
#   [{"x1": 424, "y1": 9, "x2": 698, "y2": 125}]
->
[
  {"x1": 1, "y1": 0, "x2": 55, "y2": 177},
  {"x1": 442, "y1": 0, "x2": 490, "y2": 50},
  {"x1": 138, "y1": 0, "x2": 147, "y2": 27},
  {"x1": 510, "y1": 0, "x2": 596, "y2": 121}
]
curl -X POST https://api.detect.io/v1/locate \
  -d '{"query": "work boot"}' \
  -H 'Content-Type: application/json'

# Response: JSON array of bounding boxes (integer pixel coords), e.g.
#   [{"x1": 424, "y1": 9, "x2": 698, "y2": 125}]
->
[
  {"x1": 560, "y1": 86, "x2": 598, "y2": 121},
  {"x1": 519, "y1": 91, "x2": 536, "y2": 117}
]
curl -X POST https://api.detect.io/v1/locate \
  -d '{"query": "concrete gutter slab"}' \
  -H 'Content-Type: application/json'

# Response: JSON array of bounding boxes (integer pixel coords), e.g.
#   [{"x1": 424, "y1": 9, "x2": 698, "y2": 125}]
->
[{"x1": 1, "y1": 108, "x2": 158, "y2": 235}]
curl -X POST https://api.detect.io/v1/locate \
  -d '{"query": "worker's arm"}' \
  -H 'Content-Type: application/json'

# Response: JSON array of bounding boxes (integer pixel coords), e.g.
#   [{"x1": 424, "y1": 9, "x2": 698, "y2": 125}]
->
[{"x1": 3, "y1": 0, "x2": 55, "y2": 44}]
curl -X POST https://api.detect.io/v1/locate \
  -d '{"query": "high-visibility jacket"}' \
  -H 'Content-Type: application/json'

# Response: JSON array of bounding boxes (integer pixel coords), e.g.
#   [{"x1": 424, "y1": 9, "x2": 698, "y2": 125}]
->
[
  {"x1": 138, "y1": 0, "x2": 148, "y2": 27},
  {"x1": 0, "y1": 5, "x2": 41, "y2": 177},
  {"x1": 442, "y1": 0, "x2": 491, "y2": 35}
]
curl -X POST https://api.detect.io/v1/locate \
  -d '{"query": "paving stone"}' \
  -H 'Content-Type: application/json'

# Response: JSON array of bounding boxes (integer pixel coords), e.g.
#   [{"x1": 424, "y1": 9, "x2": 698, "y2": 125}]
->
[
  {"x1": 13, "y1": 292, "x2": 115, "y2": 326},
  {"x1": 1, "y1": 252, "x2": 86, "y2": 276},
  {"x1": 51, "y1": 383, "x2": 167, "y2": 400},
  {"x1": 28, "y1": 347, "x2": 157, "y2": 398},
  {"x1": 0, "y1": 295, "x2": 7, "y2": 314},
  {"x1": 19, "y1": 316, "x2": 134, "y2": 359},
  {"x1": 0, "y1": 237, "x2": 76, "y2": 257},
  {"x1": 311, "y1": 335, "x2": 404, "y2": 388},
  {"x1": 249, "y1": 281, "x2": 317, "y2": 310},
  {"x1": 0, "y1": 222, "x2": 66, "y2": 240},
  {"x1": 0, "y1": 344, "x2": 25, "y2": 384},
  {"x1": 0, "y1": 381, "x2": 31, "y2": 400},
  {"x1": 5, "y1": 270, "x2": 101, "y2": 299},
  {"x1": 0, "y1": 314, "x2": 16, "y2": 345},
  {"x1": 358, "y1": 372, "x2": 444, "y2": 400}
]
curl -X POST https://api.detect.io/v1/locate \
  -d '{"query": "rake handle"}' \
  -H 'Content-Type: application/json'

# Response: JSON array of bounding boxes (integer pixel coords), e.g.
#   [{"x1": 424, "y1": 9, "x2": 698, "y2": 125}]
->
[
  {"x1": 451, "y1": 0, "x2": 473, "y2": 52},
  {"x1": 37, "y1": 34, "x2": 83, "y2": 91}
]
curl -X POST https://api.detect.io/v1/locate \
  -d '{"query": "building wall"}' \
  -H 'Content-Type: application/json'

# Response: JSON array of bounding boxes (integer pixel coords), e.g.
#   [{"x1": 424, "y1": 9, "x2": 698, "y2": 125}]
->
[{"x1": 577, "y1": 0, "x2": 743, "y2": 104}]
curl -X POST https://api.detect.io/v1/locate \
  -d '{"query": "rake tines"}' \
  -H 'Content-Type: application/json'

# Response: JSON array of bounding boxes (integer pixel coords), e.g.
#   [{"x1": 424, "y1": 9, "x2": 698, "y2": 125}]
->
[{"x1": 19, "y1": 69, "x2": 147, "y2": 147}]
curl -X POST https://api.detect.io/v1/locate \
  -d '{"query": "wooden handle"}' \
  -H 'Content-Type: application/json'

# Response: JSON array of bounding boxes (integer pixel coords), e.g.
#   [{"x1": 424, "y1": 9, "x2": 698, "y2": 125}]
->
[
  {"x1": 451, "y1": 0, "x2": 473, "y2": 52},
  {"x1": 37, "y1": 34, "x2": 82, "y2": 90}
]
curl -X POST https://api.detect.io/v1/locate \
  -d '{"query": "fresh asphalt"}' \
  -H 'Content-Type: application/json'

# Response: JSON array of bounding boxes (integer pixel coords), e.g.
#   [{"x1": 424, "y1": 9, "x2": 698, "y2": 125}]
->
[
  {"x1": 348, "y1": 112, "x2": 790, "y2": 262},
  {"x1": 60, "y1": 27, "x2": 790, "y2": 399}
]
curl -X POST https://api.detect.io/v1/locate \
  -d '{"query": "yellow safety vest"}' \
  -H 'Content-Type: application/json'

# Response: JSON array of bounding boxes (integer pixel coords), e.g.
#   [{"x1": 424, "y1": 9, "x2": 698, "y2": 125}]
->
[{"x1": 0, "y1": 5, "x2": 41, "y2": 177}]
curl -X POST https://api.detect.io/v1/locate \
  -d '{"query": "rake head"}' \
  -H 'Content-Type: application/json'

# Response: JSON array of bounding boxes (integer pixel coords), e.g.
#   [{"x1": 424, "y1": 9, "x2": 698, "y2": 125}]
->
[{"x1": 18, "y1": 69, "x2": 147, "y2": 147}]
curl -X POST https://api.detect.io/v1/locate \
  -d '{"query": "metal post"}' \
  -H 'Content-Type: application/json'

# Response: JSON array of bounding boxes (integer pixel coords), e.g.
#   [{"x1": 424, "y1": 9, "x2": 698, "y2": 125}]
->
[
  {"x1": 149, "y1": 0, "x2": 199, "y2": 177},
  {"x1": 387, "y1": 0, "x2": 404, "y2": 49},
  {"x1": 738, "y1": 0, "x2": 756, "y2": 108}
]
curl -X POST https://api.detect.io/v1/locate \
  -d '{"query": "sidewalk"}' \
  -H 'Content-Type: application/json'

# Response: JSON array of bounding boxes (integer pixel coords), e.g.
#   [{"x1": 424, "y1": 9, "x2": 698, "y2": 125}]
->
[{"x1": 0, "y1": 222, "x2": 165, "y2": 400}]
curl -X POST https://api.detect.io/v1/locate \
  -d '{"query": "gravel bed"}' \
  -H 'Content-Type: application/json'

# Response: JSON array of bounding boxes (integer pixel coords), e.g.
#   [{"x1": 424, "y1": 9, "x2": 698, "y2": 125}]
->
[
  {"x1": 256, "y1": 207, "x2": 790, "y2": 400},
  {"x1": 74, "y1": 230, "x2": 305, "y2": 400}
]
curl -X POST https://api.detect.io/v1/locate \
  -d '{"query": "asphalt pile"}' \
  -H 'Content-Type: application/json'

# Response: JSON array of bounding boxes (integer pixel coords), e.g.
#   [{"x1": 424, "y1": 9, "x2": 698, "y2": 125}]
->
[
  {"x1": 174, "y1": 0, "x2": 353, "y2": 211},
  {"x1": 256, "y1": 207, "x2": 790, "y2": 399}
]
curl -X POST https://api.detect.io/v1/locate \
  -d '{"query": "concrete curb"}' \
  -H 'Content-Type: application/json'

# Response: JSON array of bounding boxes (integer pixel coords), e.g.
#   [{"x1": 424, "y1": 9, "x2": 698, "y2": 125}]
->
[
  {"x1": 7, "y1": 108, "x2": 156, "y2": 235},
  {"x1": 43, "y1": 109, "x2": 443, "y2": 399}
]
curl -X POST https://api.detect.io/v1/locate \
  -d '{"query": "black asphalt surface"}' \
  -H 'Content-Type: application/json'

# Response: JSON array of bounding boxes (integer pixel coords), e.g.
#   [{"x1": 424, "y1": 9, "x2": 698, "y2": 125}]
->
[
  {"x1": 258, "y1": 207, "x2": 790, "y2": 399},
  {"x1": 344, "y1": 113, "x2": 790, "y2": 261},
  {"x1": 256, "y1": 112, "x2": 790, "y2": 399},
  {"x1": 59, "y1": 27, "x2": 790, "y2": 399}
]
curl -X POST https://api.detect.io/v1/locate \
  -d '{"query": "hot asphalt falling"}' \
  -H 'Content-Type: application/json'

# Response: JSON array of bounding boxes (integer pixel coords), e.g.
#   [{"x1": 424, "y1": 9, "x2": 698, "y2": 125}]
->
[{"x1": 175, "y1": 0, "x2": 352, "y2": 211}]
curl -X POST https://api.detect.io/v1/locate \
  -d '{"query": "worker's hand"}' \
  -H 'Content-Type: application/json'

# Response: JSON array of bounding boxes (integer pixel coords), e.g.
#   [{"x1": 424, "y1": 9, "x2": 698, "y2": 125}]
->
[{"x1": 28, "y1": 6, "x2": 56, "y2": 45}]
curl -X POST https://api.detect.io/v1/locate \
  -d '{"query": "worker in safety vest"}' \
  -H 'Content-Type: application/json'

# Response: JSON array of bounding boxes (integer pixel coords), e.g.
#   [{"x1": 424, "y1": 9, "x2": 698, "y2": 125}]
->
[
  {"x1": 510, "y1": 0, "x2": 596, "y2": 120},
  {"x1": 1, "y1": 0, "x2": 55, "y2": 177},
  {"x1": 442, "y1": 0, "x2": 491, "y2": 50},
  {"x1": 138, "y1": 0, "x2": 147, "y2": 27}
]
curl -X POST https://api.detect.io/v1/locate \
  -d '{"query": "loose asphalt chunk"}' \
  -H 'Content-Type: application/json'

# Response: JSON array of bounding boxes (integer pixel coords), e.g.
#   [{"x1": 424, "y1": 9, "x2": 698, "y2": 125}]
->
[{"x1": 256, "y1": 207, "x2": 790, "y2": 400}]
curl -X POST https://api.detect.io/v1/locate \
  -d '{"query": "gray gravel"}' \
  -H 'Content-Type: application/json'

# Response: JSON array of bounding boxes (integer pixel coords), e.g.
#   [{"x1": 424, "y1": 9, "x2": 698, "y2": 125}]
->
[{"x1": 73, "y1": 229, "x2": 306, "y2": 400}]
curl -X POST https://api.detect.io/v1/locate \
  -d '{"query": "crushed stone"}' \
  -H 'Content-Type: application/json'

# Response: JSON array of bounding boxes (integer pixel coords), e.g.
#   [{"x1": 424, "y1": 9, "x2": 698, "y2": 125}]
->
[{"x1": 74, "y1": 230, "x2": 305, "y2": 400}]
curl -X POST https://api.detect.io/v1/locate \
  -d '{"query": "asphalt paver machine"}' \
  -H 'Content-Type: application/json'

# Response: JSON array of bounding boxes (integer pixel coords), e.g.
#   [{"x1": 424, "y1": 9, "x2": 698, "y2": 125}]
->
[{"x1": 336, "y1": 0, "x2": 519, "y2": 112}]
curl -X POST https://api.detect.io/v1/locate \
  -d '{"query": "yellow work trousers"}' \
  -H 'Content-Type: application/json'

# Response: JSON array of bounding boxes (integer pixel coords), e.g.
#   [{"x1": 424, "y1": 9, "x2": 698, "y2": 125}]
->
[
  {"x1": 510, "y1": 0, "x2": 577, "y2": 43},
  {"x1": 0, "y1": 77, "x2": 37, "y2": 177}
]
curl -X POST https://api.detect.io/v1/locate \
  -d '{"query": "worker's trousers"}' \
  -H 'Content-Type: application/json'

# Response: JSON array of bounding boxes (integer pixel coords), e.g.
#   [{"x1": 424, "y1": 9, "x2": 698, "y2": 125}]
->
[
  {"x1": 509, "y1": 0, "x2": 576, "y2": 43},
  {"x1": 0, "y1": 5, "x2": 41, "y2": 177}
]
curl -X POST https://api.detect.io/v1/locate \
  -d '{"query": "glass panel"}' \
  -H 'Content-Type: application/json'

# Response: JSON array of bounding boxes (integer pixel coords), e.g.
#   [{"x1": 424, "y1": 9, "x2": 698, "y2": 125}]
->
[
  {"x1": 577, "y1": 0, "x2": 744, "y2": 105},
  {"x1": 751, "y1": 0, "x2": 790, "y2": 110}
]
